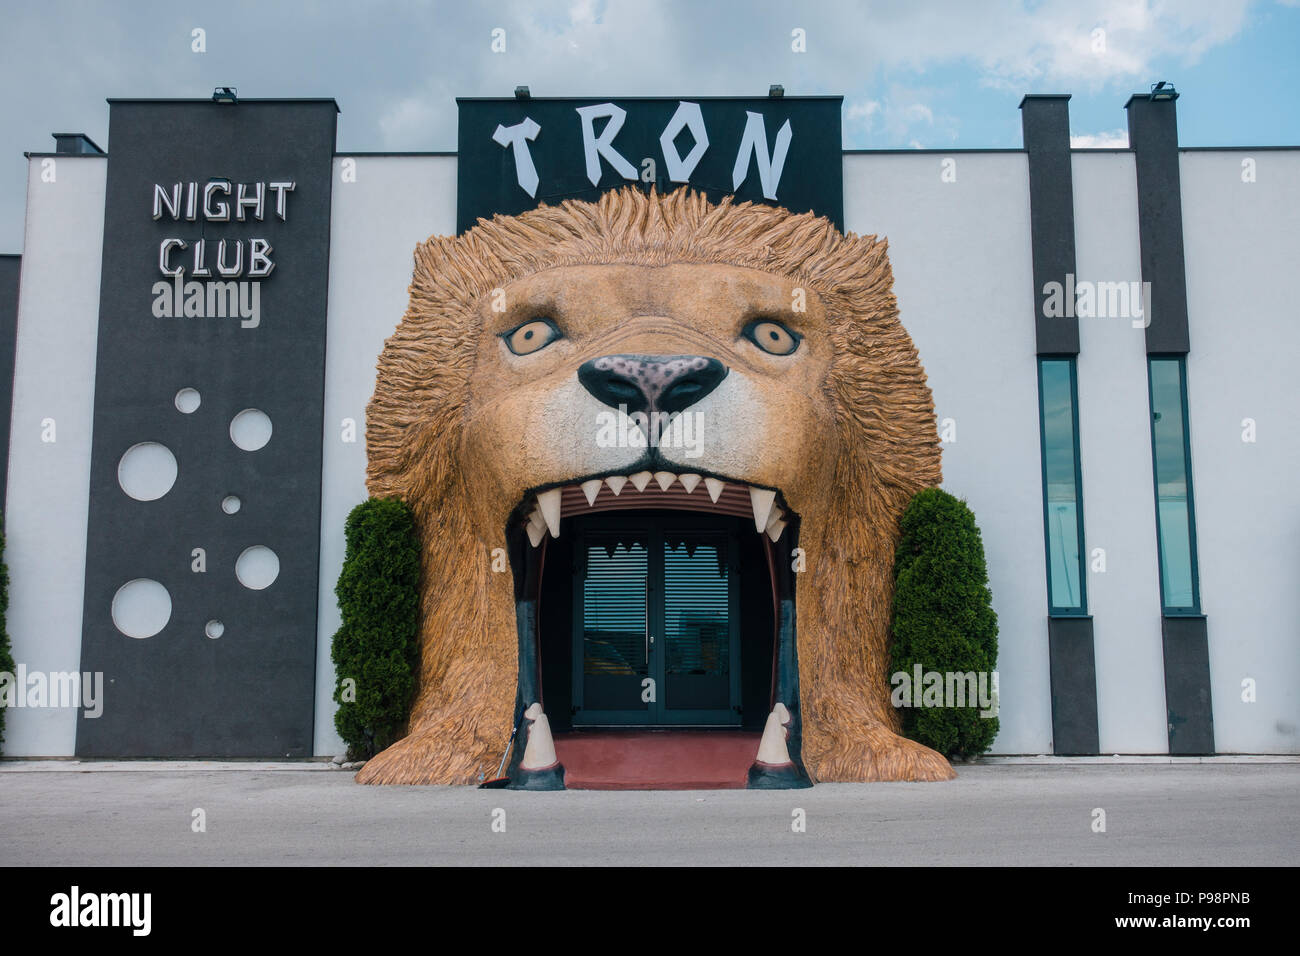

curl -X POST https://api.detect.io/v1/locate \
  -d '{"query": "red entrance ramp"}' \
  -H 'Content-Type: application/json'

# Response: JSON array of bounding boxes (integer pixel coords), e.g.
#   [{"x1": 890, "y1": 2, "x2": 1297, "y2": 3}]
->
[{"x1": 553, "y1": 730, "x2": 762, "y2": 790}]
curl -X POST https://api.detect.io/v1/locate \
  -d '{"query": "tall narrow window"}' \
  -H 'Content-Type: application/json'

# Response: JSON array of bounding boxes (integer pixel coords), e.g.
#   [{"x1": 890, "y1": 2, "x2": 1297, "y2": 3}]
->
[
  {"x1": 1038, "y1": 358, "x2": 1087, "y2": 614},
  {"x1": 1148, "y1": 356, "x2": 1201, "y2": 613}
]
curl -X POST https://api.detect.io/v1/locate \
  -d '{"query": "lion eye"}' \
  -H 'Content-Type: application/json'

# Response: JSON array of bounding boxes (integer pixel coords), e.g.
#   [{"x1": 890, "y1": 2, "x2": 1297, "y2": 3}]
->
[
  {"x1": 504, "y1": 318, "x2": 561, "y2": 356},
  {"x1": 744, "y1": 319, "x2": 800, "y2": 356}
]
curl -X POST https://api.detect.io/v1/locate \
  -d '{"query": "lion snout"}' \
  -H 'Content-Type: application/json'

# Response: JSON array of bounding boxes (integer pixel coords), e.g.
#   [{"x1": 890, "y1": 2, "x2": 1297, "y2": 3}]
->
[{"x1": 578, "y1": 354, "x2": 728, "y2": 416}]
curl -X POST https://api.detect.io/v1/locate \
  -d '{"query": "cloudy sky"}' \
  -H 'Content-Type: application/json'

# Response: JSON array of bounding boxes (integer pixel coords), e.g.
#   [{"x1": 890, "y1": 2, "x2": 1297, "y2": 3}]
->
[{"x1": 1, "y1": 0, "x2": 1297, "y2": 251}]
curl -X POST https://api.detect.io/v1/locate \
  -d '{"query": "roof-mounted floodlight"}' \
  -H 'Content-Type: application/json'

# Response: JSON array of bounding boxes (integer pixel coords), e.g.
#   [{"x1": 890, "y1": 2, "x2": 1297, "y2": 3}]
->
[{"x1": 1149, "y1": 81, "x2": 1177, "y2": 101}]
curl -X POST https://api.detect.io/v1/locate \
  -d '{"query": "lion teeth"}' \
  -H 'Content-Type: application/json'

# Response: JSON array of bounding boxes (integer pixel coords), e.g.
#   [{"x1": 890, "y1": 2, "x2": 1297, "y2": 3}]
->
[
  {"x1": 519, "y1": 702, "x2": 558, "y2": 770},
  {"x1": 679, "y1": 473, "x2": 702, "y2": 494},
  {"x1": 653, "y1": 471, "x2": 676, "y2": 491},
  {"x1": 763, "y1": 502, "x2": 788, "y2": 540},
  {"x1": 527, "y1": 508, "x2": 546, "y2": 533},
  {"x1": 526, "y1": 521, "x2": 547, "y2": 548},
  {"x1": 749, "y1": 487, "x2": 777, "y2": 533},
  {"x1": 580, "y1": 479, "x2": 603, "y2": 507},
  {"x1": 536, "y1": 488, "x2": 563, "y2": 538},
  {"x1": 756, "y1": 703, "x2": 793, "y2": 764},
  {"x1": 605, "y1": 475, "x2": 628, "y2": 496},
  {"x1": 704, "y1": 477, "x2": 726, "y2": 503},
  {"x1": 764, "y1": 505, "x2": 785, "y2": 532},
  {"x1": 629, "y1": 471, "x2": 653, "y2": 492}
]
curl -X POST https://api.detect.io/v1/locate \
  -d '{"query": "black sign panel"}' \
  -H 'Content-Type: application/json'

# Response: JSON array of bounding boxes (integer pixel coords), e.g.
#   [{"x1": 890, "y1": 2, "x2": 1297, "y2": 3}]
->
[
  {"x1": 76, "y1": 99, "x2": 336, "y2": 756},
  {"x1": 457, "y1": 96, "x2": 843, "y2": 233},
  {"x1": 0, "y1": 254, "x2": 19, "y2": 513}
]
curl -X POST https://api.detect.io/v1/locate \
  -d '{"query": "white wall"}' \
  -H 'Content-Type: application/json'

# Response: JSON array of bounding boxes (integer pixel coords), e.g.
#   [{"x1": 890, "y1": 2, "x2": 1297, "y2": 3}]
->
[
  {"x1": 844, "y1": 152, "x2": 1052, "y2": 754},
  {"x1": 4, "y1": 155, "x2": 106, "y2": 754},
  {"x1": 1180, "y1": 149, "x2": 1300, "y2": 753},
  {"x1": 1072, "y1": 152, "x2": 1168, "y2": 753},
  {"x1": 313, "y1": 155, "x2": 457, "y2": 755}
]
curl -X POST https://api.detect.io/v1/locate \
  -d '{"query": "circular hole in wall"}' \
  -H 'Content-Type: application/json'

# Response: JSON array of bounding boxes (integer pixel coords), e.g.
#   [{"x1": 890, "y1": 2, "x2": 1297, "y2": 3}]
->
[
  {"x1": 229, "y1": 409, "x2": 272, "y2": 451},
  {"x1": 117, "y1": 442, "x2": 178, "y2": 501},
  {"x1": 235, "y1": 546, "x2": 280, "y2": 590},
  {"x1": 111, "y1": 579, "x2": 172, "y2": 639},
  {"x1": 174, "y1": 388, "x2": 201, "y2": 414},
  {"x1": 221, "y1": 495, "x2": 241, "y2": 515},
  {"x1": 204, "y1": 620, "x2": 225, "y2": 640}
]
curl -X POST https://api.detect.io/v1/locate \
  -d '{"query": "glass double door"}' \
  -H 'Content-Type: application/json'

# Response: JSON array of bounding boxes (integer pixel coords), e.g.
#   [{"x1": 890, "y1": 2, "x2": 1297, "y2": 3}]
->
[{"x1": 571, "y1": 514, "x2": 741, "y2": 726}]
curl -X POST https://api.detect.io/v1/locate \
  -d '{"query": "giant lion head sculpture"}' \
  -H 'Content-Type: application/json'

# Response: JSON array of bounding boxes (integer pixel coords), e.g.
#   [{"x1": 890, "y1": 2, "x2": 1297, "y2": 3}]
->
[{"x1": 357, "y1": 185, "x2": 954, "y2": 786}]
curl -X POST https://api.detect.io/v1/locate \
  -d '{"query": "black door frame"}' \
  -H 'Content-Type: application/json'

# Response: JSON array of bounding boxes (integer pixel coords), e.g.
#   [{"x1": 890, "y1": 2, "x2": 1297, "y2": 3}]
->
[{"x1": 570, "y1": 511, "x2": 742, "y2": 726}]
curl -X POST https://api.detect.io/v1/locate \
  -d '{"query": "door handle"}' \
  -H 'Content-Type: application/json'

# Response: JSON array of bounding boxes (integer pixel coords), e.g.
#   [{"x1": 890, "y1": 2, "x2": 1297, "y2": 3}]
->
[{"x1": 647, "y1": 574, "x2": 655, "y2": 665}]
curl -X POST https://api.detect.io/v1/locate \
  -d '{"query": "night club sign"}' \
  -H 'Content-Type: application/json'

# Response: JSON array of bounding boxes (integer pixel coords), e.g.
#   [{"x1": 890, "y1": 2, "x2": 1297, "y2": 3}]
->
[
  {"x1": 456, "y1": 96, "x2": 844, "y2": 232},
  {"x1": 148, "y1": 178, "x2": 297, "y2": 328}
]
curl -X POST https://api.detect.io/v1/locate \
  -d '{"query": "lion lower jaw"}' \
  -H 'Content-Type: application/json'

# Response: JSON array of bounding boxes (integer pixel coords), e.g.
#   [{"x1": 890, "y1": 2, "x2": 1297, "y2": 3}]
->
[{"x1": 518, "y1": 471, "x2": 790, "y2": 547}]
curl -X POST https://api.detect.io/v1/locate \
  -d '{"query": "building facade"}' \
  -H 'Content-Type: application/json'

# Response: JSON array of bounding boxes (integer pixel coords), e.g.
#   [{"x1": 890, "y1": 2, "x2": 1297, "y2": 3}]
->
[{"x1": 1, "y1": 90, "x2": 1296, "y2": 767}]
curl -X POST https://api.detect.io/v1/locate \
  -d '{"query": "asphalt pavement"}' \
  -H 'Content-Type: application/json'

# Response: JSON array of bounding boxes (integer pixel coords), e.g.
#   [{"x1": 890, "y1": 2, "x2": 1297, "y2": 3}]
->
[{"x1": 1, "y1": 760, "x2": 1295, "y2": 866}]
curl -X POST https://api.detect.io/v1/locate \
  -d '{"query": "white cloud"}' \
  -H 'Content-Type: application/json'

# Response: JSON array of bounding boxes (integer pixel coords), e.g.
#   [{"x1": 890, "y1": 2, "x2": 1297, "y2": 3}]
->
[
  {"x1": 845, "y1": 100, "x2": 881, "y2": 122},
  {"x1": 902, "y1": 103, "x2": 934, "y2": 125},
  {"x1": 805, "y1": 0, "x2": 1253, "y2": 92},
  {"x1": 1070, "y1": 128, "x2": 1130, "y2": 148},
  {"x1": 844, "y1": 87, "x2": 953, "y2": 146}
]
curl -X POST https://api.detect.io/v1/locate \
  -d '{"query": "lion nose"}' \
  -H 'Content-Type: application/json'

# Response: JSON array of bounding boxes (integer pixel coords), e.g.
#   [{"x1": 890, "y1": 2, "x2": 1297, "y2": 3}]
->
[{"x1": 578, "y1": 355, "x2": 728, "y2": 415}]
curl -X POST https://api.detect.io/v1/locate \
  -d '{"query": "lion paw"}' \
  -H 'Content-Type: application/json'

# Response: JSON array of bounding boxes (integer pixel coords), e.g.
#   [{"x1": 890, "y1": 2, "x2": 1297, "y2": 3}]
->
[
  {"x1": 354, "y1": 724, "x2": 486, "y2": 786},
  {"x1": 810, "y1": 724, "x2": 957, "y2": 782}
]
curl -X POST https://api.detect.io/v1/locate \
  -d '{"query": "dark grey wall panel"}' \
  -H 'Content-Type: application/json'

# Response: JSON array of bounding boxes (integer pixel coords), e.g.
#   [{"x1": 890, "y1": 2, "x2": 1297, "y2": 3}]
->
[
  {"x1": 1125, "y1": 95, "x2": 1191, "y2": 354},
  {"x1": 1024, "y1": 97, "x2": 1099, "y2": 756},
  {"x1": 1129, "y1": 94, "x2": 1213, "y2": 754},
  {"x1": 1047, "y1": 616, "x2": 1100, "y2": 754},
  {"x1": 0, "y1": 254, "x2": 19, "y2": 518},
  {"x1": 1161, "y1": 615, "x2": 1215, "y2": 754},
  {"x1": 1020, "y1": 95, "x2": 1080, "y2": 355},
  {"x1": 76, "y1": 100, "x2": 337, "y2": 756}
]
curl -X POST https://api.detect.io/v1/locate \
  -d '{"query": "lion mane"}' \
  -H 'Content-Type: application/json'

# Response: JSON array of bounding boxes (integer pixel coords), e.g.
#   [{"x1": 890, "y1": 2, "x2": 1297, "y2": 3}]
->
[{"x1": 359, "y1": 186, "x2": 952, "y2": 785}]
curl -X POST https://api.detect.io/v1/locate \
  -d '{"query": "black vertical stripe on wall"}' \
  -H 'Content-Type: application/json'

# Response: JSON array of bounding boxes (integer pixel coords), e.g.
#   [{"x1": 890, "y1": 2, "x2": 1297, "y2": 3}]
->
[
  {"x1": 1128, "y1": 91, "x2": 1215, "y2": 754},
  {"x1": 0, "y1": 255, "x2": 19, "y2": 522},
  {"x1": 1047, "y1": 617, "x2": 1101, "y2": 755},
  {"x1": 1022, "y1": 95, "x2": 1099, "y2": 755},
  {"x1": 1125, "y1": 94, "x2": 1192, "y2": 354},
  {"x1": 1020, "y1": 94, "x2": 1080, "y2": 355},
  {"x1": 1161, "y1": 616, "x2": 1215, "y2": 754}
]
